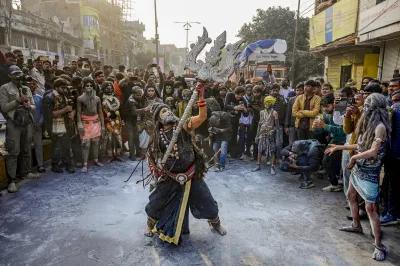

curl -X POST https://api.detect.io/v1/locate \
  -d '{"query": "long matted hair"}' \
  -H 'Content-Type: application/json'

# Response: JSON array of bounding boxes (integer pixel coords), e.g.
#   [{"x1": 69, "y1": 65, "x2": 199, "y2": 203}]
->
[{"x1": 356, "y1": 93, "x2": 391, "y2": 151}]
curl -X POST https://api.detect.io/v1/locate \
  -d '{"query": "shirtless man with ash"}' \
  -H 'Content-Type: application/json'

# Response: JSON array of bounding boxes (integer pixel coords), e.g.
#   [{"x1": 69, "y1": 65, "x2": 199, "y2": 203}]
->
[
  {"x1": 252, "y1": 96, "x2": 279, "y2": 175},
  {"x1": 77, "y1": 77, "x2": 105, "y2": 173}
]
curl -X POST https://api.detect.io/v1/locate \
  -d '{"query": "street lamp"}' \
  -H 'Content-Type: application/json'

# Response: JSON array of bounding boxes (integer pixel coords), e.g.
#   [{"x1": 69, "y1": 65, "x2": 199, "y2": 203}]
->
[
  {"x1": 154, "y1": 0, "x2": 159, "y2": 64},
  {"x1": 174, "y1": 22, "x2": 201, "y2": 56}
]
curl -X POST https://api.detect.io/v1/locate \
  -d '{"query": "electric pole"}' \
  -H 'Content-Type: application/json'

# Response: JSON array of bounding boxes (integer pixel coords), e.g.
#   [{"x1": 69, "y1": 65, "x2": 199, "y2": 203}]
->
[
  {"x1": 174, "y1": 21, "x2": 201, "y2": 56},
  {"x1": 154, "y1": 0, "x2": 159, "y2": 64},
  {"x1": 291, "y1": 0, "x2": 301, "y2": 87}
]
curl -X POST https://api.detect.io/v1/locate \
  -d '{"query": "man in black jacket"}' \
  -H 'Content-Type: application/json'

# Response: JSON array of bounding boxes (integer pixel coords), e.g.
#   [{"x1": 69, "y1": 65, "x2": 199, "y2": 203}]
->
[
  {"x1": 271, "y1": 84, "x2": 286, "y2": 157},
  {"x1": 224, "y1": 86, "x2": 247, "y2": 159},
  {"x1": 126, "y1": 86, "x2": 150, "y2": 160},
  {"x1": 208, "y1": 111, "x2": 233, "y2": 171},
  {"x1": 280, "y1": 139, "x2": 325, "y2": 189}
]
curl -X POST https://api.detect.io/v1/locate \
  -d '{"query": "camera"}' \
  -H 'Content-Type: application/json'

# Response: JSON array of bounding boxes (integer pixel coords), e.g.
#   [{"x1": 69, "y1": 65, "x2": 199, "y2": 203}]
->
[{"x1": 347, "y1": 97, "x2": 356, "y2": 105}]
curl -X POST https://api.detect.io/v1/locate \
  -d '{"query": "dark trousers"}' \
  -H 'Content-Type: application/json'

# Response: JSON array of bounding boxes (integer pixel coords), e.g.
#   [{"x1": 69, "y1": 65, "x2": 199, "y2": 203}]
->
[
  {"x1": 251, "y1": 121, "x2": 259, "y2": 157},
  {"x1": 228, "y1": 121, "x2": 240, "y2": 158},
  {"x1": 296, "y1": 128, "x2": 315, "y2": 140},
  {"x1": 239, "y1": 124, "x2": 252, "y2": 155},
  {"x1": 71, "y1": 134, "x2": 83, "y2": 165},
  {"x1": 5, "y1": 120, "x2": 32, "y2": 183},
  {"x1": 322, "y1": 140, "x2": 344, "y2": 186},
  {"x1": 125, "y1": 120, "x2": 139, "y2": 158},
  {"x1": 51, "y1": 133, "x2": 73, "y2": 168},
  {"x1": 280, "y1": 155, "x2": 313, "y2": 181},
  {"x1": 146, "y1": 178, "x2": 219, "y2": 222},
  {"x1": 384, "y1": 157, "x2": 400, "y2": 218}
]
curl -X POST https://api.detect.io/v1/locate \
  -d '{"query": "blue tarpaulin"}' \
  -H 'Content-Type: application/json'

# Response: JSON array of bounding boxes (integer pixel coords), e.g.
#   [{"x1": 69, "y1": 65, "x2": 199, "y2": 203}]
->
[{"x1": 238, "y1": 39, "x2": 283, "y2": 67}]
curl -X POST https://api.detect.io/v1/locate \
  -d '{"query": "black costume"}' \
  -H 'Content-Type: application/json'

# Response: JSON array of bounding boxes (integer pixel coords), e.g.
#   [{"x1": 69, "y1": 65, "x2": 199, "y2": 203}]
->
[{"x1": 145, "y1": 103, "x2": 222, "y2": 245}]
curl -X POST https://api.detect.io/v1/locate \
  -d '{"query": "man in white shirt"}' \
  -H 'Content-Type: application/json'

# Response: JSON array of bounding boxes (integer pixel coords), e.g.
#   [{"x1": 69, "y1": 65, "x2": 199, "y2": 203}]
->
[
  {"x1": 279, "y1": 77, "x2": 294, "y2": 103},
  {"x1": 28, "y1": 58, "x2": 46, "y2": 96}
]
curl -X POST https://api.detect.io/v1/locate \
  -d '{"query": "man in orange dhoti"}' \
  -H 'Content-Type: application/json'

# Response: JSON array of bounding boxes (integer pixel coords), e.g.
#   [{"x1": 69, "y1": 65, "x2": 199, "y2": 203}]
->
[{"x1": 77, "y1": 78, "x2": 105, "y2": 173}]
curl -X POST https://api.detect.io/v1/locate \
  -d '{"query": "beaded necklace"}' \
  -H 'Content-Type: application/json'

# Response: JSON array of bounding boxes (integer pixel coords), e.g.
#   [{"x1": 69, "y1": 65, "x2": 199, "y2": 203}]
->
[{"x1": 160, "y1": 125, "x2": 180, "y2": 159}]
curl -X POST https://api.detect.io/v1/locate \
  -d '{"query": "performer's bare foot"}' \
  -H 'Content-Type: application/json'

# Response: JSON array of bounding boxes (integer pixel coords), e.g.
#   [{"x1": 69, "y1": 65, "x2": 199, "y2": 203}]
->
[
  {"x1": 144, "y1": 226, "x2": 154, "y2": 237},
  {"x1": 213, "y1": 224, "x2": 227, "y2": 236}
]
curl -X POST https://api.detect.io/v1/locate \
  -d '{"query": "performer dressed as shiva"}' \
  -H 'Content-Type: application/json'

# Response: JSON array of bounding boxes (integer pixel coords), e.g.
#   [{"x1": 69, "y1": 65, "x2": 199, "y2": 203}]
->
[{"x1": 144, "y1": 83, "x2": 226, "y2": 245}]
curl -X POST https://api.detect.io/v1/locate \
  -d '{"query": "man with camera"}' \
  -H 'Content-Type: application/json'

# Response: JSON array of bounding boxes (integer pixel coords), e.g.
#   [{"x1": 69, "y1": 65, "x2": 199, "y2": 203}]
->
[
  {"x1": 280, "y1": 139, "x2": 325, "y2": 189},
  {"x1": 0, "y1": 65, "x2": 40, "y2": 193},
  {"x1": 224, "y1": 86, "x2": 248, "y2": 159}
]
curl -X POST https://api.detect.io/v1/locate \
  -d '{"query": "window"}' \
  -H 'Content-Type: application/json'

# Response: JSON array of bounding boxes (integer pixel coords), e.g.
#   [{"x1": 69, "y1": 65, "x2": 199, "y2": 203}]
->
[
  {"x1": 64, "y1": 44, "x2": 71, "y2": 55},
  {"x1": 0, "y1": 28, "x2": 5, "y2": 45},
  {"x1": 37, "y1": 38, "x2": 48, "y2": 51},
  {"x1": 376, "y1": 0, "x2": 386, "y2": 4},
  {"x1": 48, "y1": 41, "x2": 57, "y2": 52},
  {"x1": 10, "y1": 32, "x2": 23, "y2": 47}
]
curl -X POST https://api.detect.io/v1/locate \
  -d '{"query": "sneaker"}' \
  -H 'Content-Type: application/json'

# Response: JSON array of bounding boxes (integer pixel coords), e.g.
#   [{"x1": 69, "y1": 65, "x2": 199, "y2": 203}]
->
[
  {"x1": 94, "y1": 161, "x2": 104, "y2": 167},
  {"x1": 51, "y1": 166, "x2": 63, "y2": 173},
  {"x1": 270, "y1": 167, "x2": 276, "y2": 175},
  {"x1": 81, "y1": 166, "x2": 88, "y2": 173},
  {"x1": 250, "y1": 157, "x2": 256, "y2": 161},
  {"x1": 66, "y1": 167, "x2": 75, "y2": 174},
  {"x1": 214, "y1": 165, "x2": 221, "y2": 172},
  {"x1": 266, "y1": 160, "x2": 271, "y2": 166},
  {"x1": 37, "y1": 166, "x2": 46, "y2": 173},
  {"x1": 300, "y1": 181, "x2": 315, "y2": 189},
  {"x1": 322, "y1": 184, "x2": 343, "y2": 192},
  {"x1": 238, "y1": 155, "x2": 244, "y2": 160},
  {"x1": 380, "y1": 214, "x2": 398, "y2": 226},
  {"x1": 7, "y1": 182, "x2": 18, "y2": 193},
  {"x1": 317, "y1": 168, "x2": 326, "y2": 174},
  {"x1": 129, "y1": 156, "x2": 136, "y2": 161},
  {"x1": 252, "y1": 165, "x2": 261, "y2": 172},
  {"x1": 23, "y1": 172, "x2": 40, "y2": 179}
]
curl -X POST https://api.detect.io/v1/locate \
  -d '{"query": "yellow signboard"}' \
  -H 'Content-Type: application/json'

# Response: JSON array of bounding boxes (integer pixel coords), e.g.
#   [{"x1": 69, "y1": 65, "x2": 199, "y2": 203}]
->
[{"x1": 309, "y1": 0, "x2": 358, "y2": 49}]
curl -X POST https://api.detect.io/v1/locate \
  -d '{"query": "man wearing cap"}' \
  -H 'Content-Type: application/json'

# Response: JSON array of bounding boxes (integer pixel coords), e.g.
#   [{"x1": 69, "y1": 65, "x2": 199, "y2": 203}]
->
[
  {"x1": 0, "y1": 65, "x2": 40, "y2": 193},
  {"x1": 28, "y1": 58, "x2": 46, "y2": 96}
]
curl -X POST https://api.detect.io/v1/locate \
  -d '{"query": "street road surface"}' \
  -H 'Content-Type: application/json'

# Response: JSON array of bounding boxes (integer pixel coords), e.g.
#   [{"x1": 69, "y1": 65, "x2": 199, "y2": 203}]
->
[{"x1": 1, "y1": 159, "x2": 400, "y2": 266}]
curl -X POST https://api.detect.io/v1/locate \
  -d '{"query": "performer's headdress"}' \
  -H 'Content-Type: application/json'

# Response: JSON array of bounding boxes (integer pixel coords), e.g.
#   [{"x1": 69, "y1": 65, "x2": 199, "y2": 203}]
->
[
  {"x1": 151, "y1": 103, "x2": 169, "y2": 122},
  {"x1": 264, "y1": 96, "x2": 276, "y2": 105}
]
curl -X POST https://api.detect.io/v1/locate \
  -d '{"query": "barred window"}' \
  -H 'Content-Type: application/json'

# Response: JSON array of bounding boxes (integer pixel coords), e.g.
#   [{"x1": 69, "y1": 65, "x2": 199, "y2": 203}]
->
[
  {"x1": 24, "y1": 34, "x2": 36, "y2": 49},
  {"x1": 10, "y1": 32, "x2": 23, "y2": 47},
  {"x1": 37, "y1": 38, "x2": 48, "y2": 51},
  {"x1": 64, "y1": 44, "x2": 71, "y2": 55}
]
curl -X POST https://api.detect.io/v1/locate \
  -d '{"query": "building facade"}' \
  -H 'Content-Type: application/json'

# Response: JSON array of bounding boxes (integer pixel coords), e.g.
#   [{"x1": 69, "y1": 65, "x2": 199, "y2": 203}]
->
[
  {"x1": 309, "y1": 0, "x2": 381, "y2": 88},
  {"x1": 358, "y1": 0, "x2": 400, "y2": 81},
  {"x1": 0, "y1": 3, "x2": 83, "y2": 65}
]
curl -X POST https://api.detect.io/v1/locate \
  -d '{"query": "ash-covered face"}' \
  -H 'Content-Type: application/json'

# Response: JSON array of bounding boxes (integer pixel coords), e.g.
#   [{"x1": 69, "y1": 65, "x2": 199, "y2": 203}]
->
[
  {"x1": 83, "y1": 82, "x2": 94, "y2": 94},
  {"x1": 104, "y1": 84, "x2": 114, "y2": 95},
  {"x1": 264, "y1": 101, "x2": 272, "y2": 109},
  {"x1": 165, "y1": 86, "x2": 173, "y2": 95},
  {"x1": 159, "y1": 107, "x2": 179, "y2": 125}
]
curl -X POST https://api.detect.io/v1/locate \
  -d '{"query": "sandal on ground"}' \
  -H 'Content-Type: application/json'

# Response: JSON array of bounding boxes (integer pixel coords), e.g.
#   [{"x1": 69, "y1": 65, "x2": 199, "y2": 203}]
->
[
  {"x1": 339, "y1": 223, "x2": 363, "y2": 234},
  {"x1": 373, "y1": 244, "x2": 386, "y2": 261}
]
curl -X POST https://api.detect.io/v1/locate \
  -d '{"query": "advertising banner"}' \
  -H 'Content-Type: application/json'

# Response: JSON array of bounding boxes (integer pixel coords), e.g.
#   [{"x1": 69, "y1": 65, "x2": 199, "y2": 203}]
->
[{"x1": 309, "y1": 0, "x2": 358, "y2": 48}]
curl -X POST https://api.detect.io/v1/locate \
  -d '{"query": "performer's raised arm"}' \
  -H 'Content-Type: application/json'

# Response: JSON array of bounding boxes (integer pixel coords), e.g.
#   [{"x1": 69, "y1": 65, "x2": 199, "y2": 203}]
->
[{"x1": 186, "y1": 83, "x2": 206, "y2": 131}]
